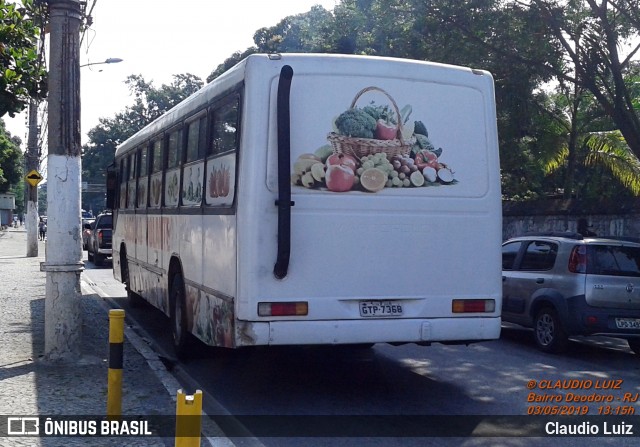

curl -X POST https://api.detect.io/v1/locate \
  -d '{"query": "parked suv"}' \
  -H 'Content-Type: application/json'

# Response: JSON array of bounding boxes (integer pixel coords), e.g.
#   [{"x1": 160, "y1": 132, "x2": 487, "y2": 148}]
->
[
  {"x1": 87, "y1": 212, "x2": 112, "y2": 266},
  {"x1": 502, "y1": 233, "x2": 640, "y2": 355}
]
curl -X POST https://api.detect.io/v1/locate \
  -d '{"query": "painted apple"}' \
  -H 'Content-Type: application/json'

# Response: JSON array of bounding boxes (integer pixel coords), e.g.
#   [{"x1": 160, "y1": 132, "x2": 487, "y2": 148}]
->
[
  {"x1": 325, "y1": 164, "x2": 355, "y2": 192},
  {"x1": 326, "y1": 153, "x2": 358, "y2": 172}
]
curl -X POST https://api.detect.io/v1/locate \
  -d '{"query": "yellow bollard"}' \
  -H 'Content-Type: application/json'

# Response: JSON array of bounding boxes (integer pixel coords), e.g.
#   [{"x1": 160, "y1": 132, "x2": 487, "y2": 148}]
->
[
  {"x1": 107, "y1": 309, "x2": 125, "y2": 419},
  {"x1": 175, "y1": 389, "x2": 202, "y2": 447}
]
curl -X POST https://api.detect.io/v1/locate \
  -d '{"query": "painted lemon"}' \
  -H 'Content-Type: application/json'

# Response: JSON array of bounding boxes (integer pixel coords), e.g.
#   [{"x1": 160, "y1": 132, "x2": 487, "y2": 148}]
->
[{"x1": 360, "y1": 168, "x2": 387, "y2": 192}]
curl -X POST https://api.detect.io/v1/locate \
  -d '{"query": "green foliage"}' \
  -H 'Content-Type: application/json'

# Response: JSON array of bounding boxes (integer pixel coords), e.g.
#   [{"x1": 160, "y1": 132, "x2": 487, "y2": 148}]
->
[
  {"x1": 508, "y1": 0, "x2": 640, "y2": 159},
  {"x1": 584, "y1": 133, "x2": 640, "y2": 195},
  {"x1": 82, "y1": 74, "x2": 204, "y2": 188},
  {"x1": 206, "y1": 48, "x2": 257, "y2": 83},
  {"x1": 253, "y1": 5, "x2": 334, "y2": 53},
  {"x1": 547, "y1": 130, "x2": 640, "y2": 197},
  {"x1": 0, "y1": 118, "x2": 23, "y2": 192},
  {"x1": 0, "y1": 0, "x2": 47, "y2": 117},
  {"x1": 207, "y1": 5, "x2": 334, "y2": 82}
]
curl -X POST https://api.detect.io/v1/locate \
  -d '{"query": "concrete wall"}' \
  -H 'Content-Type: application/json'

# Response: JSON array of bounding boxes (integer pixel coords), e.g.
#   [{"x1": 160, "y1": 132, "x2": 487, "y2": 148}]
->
[{"x1": 502, "y1": 198, "x2": 640, "y2": 241}]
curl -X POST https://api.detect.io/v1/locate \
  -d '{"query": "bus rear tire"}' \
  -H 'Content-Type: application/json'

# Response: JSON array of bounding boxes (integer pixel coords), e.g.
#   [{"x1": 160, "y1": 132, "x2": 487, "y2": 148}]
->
[
  {"x1": 94, "y1": 252, "x2": 104, "y2": 266},
  {"x1": 170, "y1": 273, "x2": 191, "y2": 360}
]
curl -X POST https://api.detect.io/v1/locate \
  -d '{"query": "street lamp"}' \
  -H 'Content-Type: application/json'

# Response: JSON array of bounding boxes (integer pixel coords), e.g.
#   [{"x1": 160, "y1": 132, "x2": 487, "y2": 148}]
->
[{"x1": 80, "y1": 57, "x2": 123, "y2": 69}]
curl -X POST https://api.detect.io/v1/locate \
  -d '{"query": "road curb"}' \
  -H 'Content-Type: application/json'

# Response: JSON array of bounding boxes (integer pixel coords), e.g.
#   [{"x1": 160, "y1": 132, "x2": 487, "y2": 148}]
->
[{"x1": 80, "y1": 279, "x2": 262, "y2": 447}]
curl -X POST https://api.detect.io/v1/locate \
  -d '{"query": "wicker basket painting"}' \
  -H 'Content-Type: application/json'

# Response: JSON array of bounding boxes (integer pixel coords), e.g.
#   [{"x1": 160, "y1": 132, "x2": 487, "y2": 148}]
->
[{"x1": 327, "y1": 86, "x2": 416, "y2": 159}]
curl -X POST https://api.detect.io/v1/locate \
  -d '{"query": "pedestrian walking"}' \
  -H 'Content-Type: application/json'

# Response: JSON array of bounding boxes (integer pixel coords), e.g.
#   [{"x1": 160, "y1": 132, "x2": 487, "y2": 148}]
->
[{"x1": 39, "y1": 218, "x2": 46, "y2": 240}]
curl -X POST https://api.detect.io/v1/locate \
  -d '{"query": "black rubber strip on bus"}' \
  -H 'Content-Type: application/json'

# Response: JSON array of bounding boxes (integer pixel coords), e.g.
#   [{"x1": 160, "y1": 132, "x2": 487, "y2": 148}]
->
[{"x1": 274, "y1": 65, "x2": 295, "y2": 280}]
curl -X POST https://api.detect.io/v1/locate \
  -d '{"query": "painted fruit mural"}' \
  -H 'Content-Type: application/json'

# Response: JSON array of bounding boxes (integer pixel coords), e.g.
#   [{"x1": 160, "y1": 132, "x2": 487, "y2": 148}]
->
[{"x1": 291, "y1": 86, "x2": 457, "y2": 193}]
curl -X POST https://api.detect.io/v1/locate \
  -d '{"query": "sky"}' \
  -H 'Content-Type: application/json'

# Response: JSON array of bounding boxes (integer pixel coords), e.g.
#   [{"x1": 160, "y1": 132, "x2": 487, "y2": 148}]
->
[{"x1": 4, "y1": 0, "x2": 338, "y2": 147}]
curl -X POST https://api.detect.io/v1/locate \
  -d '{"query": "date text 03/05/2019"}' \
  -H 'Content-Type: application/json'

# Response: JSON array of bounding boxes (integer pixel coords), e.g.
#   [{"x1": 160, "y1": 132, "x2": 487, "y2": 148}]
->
[
  {"x1": 546, "y1": 421, "x2": 634, "y2": 436},
  {"x1": 527, "y1": 405, "x2": 636, "y2": 416}
]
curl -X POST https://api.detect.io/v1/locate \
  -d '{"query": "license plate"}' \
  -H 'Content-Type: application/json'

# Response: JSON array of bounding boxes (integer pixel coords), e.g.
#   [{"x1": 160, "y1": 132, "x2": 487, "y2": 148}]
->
[
  {"x1": 615, "y1": 318, "x2": 640, "y2": 329},
  {"x1": 359, "y1": 301, "x2": 403, "y2": 317}
]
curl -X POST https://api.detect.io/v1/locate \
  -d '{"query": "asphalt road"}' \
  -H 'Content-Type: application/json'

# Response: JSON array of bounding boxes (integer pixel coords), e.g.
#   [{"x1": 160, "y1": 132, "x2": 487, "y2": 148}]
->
[{"x1": 81, "y1": 256, "x2": 640, "y2": 447}]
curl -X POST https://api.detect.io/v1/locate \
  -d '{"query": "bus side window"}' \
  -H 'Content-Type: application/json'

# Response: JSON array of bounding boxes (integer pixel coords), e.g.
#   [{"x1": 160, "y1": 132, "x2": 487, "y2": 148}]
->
[
  {"x1": 127, "y1": 152, "x2": 137, "y2": 209},
  {"x1": 209, "y1": 98, "x2": 239, "y2": 156},
  {"x1": 182, "y1": 115, "x2": 206, "y2": 207},
  {"x1": 198, "y1": 116, "x2": 207, "y2": 157},
  {"x1": 205, "y1": 95, "x2": 239, "y2": 208},
  {"x1": 149, "y1": 139, "x2": 163, "y2": 208},
  {"x1": 137, "y1": 145, "x2": 149, "y2": 208},
  {"x1": 185, "y1": 118, "x2": 201, "y2": 163},
  {"x1": 165, "y1": 127, "x2": 183, "y2": 207},
  {"x1": 119, "y1": 156, "x2": 128, "y2": 209},
  {"x1": 167, "y1": 128, "x2": 182, "y2": 169}
]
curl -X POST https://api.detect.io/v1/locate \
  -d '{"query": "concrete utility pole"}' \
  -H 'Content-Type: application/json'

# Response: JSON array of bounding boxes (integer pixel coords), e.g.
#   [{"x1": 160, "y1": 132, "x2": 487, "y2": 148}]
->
[
  {"x1": 25, "y1": 100, "x2": 39, "y2": 257},
  {"x1": 42, "y1": 0, "x2": 84, "y2": 361}
]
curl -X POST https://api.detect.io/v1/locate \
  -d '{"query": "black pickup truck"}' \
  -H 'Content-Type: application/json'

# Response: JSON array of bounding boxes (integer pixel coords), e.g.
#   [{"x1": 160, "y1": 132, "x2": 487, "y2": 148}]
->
[{"x1": 86, "y1": 212, "x2": 112, "y2": 266}]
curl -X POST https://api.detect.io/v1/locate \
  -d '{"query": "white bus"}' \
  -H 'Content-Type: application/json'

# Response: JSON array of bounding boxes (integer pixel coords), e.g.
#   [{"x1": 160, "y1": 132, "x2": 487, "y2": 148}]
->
[{"x1": 108, "y1": 54, "x2": 502, "y2": 358}]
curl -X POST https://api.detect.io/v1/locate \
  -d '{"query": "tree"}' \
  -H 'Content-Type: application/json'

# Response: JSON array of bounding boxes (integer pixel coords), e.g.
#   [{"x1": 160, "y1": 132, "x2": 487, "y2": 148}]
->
[
  {"x1": 542, "y1": 0, "x2": 640, "y2": 158},
  {"x1": 0, "y1": 118, "x2": 23, "y2": 192},
  {"x1": 207, "y1": 5, "x2": 335, "y2": 82},
  {"x1": 431, "y1": 0, "x2": 640, "y2": 158},
  {"x1": 82, "y1": 74, "x2": 203, "y2": 194},
  {"x1": 546, "y1": 129, "x2": 640, "y2": 197},
  {"x1": 0, "y1": 0, "x2": 47, "y2": 117},
  {"x1": 254, "y1": 5, "x2": 334, "y2": 53},
  {"x1": 207, "y1": 48, "x2": 258, "y2": 83}
]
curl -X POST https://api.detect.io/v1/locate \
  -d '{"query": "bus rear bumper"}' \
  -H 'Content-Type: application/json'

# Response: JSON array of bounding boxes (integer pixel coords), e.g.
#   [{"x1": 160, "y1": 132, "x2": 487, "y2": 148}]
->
[{"x1": 239, "y1": 317, "x2": 501, "y2": 346}]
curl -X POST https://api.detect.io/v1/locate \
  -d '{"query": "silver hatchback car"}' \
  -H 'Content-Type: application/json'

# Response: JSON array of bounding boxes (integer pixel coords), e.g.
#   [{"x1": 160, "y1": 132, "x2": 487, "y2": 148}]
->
[{"x1": 502, "y1": 232, "x2": 640, "y2": 354}]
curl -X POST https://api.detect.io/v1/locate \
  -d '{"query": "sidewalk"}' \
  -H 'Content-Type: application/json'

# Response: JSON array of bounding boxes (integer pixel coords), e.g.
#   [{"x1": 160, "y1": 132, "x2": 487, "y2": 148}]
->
[{"x1": 0, "y1": 226, "x2": 176, "y2": 446}]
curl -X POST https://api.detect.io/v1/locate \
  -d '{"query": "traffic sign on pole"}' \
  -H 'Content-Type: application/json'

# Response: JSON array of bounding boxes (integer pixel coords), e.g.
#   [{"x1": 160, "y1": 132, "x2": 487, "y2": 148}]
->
[{"x1": 25, "y1": 170, "x2": 43, "y2": 187}]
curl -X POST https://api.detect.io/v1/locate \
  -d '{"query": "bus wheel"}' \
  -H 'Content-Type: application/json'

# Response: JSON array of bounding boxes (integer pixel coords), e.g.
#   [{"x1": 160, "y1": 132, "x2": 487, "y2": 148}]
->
[
  {"x1": 121, "y1": 252, "x2": 143, "y2": 308},
  {"x1": 170, "y1": 273, "x2": 190, "y2": 360},
  {"x1": 94, "y1": 252, "x2": 104, "y2": 266}
]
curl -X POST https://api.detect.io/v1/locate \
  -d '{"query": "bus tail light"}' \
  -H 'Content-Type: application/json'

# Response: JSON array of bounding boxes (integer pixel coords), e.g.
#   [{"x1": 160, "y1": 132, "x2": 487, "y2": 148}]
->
[
  {"x1": 452, "y1": 299, "x2": 495, "y2": 313},
  {"x1": 97, "y1": 230, "x2": 103, "y2": 245},
  {"x1": 258, "y1": 302, "x2": 308, "y2": 317}
]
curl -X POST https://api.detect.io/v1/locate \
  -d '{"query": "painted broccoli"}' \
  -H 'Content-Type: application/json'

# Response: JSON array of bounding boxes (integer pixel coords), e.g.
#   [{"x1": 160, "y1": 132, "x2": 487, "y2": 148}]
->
[{"x1": 334, "y1": 108, "x2": 377, "y2": 139}]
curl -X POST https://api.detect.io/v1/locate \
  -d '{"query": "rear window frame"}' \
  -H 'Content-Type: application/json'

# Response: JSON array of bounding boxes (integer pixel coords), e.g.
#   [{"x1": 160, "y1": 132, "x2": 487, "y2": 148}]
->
[
  {"x1": 95, "y1": 215, "x2": 112, "y2": 229},
  {"x1": 518, "y1": 240, "x2": 558, "y2": 271},
  {"x1": 586, "y1": 244, "x2": 640, "y2": 277}
]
